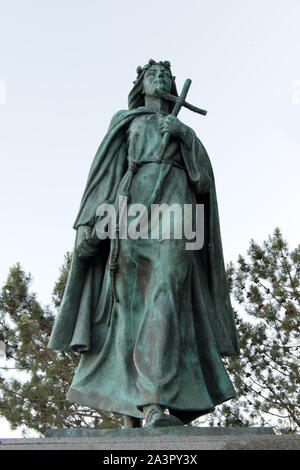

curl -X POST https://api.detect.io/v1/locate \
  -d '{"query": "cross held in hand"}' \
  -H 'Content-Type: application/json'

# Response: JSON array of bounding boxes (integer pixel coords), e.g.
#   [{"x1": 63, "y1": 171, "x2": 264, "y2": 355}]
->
[{"x1": 156, "y1": 79, "x2": 207, "y2": 160}]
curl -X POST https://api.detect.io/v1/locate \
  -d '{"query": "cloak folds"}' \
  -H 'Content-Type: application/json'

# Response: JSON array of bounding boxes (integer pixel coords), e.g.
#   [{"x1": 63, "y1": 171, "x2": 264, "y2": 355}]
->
[{"x1": 48, "y1": 108, "x2": 239, "y2": 412}]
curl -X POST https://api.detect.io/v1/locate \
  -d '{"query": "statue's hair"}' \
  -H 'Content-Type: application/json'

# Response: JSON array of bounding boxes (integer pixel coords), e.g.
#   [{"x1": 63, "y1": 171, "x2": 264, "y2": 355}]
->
[{"x1": 128, "y1": 59, "x2": 178, "y2": 111}]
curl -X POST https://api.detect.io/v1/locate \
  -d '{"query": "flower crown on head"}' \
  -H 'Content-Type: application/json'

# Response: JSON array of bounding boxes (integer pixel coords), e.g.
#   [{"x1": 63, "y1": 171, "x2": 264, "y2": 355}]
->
[{"x1": 134, "y1": 59, "x2": 174, "y2": 84}]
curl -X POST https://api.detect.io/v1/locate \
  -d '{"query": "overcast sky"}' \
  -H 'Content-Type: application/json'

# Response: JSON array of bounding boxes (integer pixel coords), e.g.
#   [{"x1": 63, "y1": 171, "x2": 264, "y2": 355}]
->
[{"x1": 0, "y1": 0, "x2": 299, "y2": 437}]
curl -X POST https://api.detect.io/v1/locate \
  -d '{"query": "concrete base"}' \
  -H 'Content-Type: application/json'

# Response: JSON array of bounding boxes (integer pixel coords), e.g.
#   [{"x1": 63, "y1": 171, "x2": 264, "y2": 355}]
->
[
  {"x1": 0, "y1": 427, "x2": 299, "y2": 450},
  {"x1": 45, "y1": 425, "x2": 275, "y2": 439},
  {"x1": 44, "y1": 426, "x2": 275, "y2": 439}
]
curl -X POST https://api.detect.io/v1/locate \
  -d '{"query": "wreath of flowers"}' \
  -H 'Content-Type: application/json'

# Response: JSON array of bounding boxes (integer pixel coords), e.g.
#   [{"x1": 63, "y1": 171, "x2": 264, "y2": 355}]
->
[{"x1": 134, "y1": 59, "x2": 174, "y2": 84}]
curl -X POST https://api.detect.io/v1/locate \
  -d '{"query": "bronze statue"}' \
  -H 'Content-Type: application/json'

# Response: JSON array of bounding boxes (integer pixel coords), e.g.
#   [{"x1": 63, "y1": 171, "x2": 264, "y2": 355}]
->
[{"x1": 48, "y1": 59, "x2": 239, "y2": 428}]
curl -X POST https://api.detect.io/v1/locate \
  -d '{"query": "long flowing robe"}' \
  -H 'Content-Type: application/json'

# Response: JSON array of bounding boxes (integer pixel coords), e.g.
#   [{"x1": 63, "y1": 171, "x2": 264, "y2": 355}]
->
[{"x1": 48, "y1": 107, "x2": 239, "y2": 423}]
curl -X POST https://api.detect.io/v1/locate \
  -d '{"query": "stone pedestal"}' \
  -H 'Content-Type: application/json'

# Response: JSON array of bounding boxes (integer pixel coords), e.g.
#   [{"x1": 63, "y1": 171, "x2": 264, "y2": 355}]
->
[
  {"x1": 0, "y1": 427, "x2": 299, "y2": 450},
  {"x1": 44, "y1": 426, "x2": 275, "y2": 439}
]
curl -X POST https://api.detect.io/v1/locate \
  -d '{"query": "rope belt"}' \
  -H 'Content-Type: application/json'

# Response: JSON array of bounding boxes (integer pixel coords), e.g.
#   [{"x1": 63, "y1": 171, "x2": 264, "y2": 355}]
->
[{"x1": 106, "y1": 158, "x2": 186, "y2": 325}]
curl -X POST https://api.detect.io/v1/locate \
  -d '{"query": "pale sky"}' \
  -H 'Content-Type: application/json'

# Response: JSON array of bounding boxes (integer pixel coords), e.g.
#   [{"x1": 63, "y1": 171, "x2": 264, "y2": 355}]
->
[{"x1": 0, "y1": 0, "x2": 299, "y2": 437}]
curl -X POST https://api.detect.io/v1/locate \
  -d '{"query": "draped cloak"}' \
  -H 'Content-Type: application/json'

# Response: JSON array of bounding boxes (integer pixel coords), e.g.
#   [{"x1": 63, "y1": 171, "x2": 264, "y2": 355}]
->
[{"x1": 48, "y1": 107, "x2": 239, "y2": 423}]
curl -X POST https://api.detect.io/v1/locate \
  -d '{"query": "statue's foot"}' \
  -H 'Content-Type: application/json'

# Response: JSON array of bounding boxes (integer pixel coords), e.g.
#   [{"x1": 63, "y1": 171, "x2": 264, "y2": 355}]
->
[
  {"x1": 123, "y1": 415, "x2": 141, "y2": 428},
  {"x1": 143, "y1": 405, "x2": 183, "y2": 427}
]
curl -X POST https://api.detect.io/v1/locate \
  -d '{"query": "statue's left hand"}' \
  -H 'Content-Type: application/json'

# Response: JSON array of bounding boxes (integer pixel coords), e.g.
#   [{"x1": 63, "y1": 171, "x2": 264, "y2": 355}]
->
[
  {"x1": 160, "y1": 115, "x2": 194, "y2": 149},
  {"x1": 160, "y1": 115, "x2": 189, "y2": 140}
]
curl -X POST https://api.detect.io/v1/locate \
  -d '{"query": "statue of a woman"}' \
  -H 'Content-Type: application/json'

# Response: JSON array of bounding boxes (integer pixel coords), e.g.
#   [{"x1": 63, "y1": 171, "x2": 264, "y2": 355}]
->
[{"x1": 48, "y1": 59, "x2": 239, "y2": 428}]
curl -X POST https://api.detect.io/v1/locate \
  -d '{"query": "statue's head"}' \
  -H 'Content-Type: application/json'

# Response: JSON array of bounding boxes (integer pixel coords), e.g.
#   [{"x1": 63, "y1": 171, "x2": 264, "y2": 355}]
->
[{"x1": 128, "y1": 59, "x2": 178, "y2": 110}]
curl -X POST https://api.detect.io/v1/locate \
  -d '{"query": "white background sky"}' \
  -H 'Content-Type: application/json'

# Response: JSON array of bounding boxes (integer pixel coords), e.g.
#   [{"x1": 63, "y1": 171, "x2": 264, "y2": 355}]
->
[{"x1": 0, "y1": 0, "x2": 299, "y2": 438}]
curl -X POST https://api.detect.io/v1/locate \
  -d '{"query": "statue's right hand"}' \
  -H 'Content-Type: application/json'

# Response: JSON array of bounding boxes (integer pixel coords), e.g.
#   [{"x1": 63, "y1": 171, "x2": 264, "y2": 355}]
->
[
  {"x1": 75, "y1": 226, "x2": 99, "y2": 260},
  {"x1": 77, "y1": 225, "x2": 92, "y2": 245}
]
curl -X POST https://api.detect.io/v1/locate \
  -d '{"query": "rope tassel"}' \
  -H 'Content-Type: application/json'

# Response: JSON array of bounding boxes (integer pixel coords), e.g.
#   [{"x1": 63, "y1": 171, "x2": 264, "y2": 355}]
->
[{"x1": 106, "y1": 160, "x2": 141, "y2": 325}]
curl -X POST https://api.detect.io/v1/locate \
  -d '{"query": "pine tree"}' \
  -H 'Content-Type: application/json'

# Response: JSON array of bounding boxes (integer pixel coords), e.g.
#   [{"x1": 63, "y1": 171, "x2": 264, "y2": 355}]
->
[
  {"x1": 198, "y1": 228, "x2": 299, "y2": 433},
  {"x1": 1, "y1": 229, "x2": 299, "y2": 435},
  {"x1": 0, "y1": 254, "x2": 122, "y2": 436}
]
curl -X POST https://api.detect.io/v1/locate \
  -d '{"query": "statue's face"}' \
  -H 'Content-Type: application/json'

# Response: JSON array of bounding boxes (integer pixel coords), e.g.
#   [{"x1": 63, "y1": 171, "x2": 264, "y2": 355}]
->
[{"x1": 142, "y1": 65, "x2": 172, "y2": 97}]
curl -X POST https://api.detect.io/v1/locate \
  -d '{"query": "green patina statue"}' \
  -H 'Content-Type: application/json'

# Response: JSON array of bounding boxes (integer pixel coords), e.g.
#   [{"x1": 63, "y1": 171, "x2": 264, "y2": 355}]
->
[{"x1": 48, "y1": 59, "x2": 239, "y2": 428}]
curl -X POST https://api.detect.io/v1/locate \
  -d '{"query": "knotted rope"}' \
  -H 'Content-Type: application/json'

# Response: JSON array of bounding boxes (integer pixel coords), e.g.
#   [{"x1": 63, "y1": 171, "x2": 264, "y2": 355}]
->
[{"x1": 106, "y1": 158, "x2": 185, "y2": 325}]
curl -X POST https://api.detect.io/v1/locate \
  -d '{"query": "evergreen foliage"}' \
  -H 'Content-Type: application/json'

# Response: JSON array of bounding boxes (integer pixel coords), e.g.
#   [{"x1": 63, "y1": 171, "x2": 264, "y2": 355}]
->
[
  {"x1": 0, "y1": 228, "x2": 298, "y2": 434},
  {"x1": 199, "y1": 228, "x2": 299, "y2": 433},
  {"x1": 0, "y1": 253, "x2": 122, "y2": 436}
]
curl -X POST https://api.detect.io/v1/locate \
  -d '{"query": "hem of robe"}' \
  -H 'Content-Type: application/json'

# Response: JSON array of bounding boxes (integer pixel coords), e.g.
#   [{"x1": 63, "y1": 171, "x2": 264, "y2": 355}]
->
[{"x1": 66, "y1": 386, "x2": 237, "y2": 425}]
